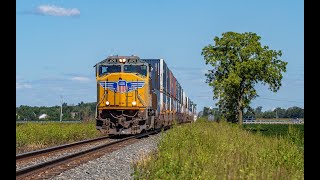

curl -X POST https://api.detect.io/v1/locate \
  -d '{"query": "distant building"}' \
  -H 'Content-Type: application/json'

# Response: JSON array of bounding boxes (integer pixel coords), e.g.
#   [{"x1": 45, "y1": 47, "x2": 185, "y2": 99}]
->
[
  {"x1": 291, "y1": 118, "x2": 301, "y2": 124},
  {"x1": 71, "y1": 112, "x2": 79, "y2": 119},
  {"x1": 16, "y1": 113, "x2": 20, "y2": 118},
  {"x1": 244, "y1": 116, "x2": 256, "y2": 122},
  {"x1": 39, "y1": 114, "x2": 48, "y2": 119}
]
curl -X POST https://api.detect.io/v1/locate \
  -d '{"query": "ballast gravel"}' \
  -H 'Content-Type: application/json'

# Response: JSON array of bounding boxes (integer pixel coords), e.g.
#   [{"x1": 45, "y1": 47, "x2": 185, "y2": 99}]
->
[{"x1": 50, "y1": 133, "x2": 162, "y2": 180}]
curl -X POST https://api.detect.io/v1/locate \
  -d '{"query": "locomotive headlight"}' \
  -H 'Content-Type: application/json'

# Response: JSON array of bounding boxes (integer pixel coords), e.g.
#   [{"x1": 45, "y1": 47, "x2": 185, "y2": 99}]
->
[
  {"x1": 119, "y1": 58, "x2": 126, "y2": 63},
  {"x1": 132, "y1": 101, "x2": 137, "y2": 106},
  {"x1": 106, "y1": 101, "x2": 110, "y2": 105}
]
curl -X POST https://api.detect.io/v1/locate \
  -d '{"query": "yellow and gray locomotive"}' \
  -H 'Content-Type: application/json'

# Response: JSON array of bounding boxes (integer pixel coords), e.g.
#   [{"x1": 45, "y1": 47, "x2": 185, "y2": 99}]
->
[{"x1": 95, "y1": 55, "x2": 196, "y2": 134}]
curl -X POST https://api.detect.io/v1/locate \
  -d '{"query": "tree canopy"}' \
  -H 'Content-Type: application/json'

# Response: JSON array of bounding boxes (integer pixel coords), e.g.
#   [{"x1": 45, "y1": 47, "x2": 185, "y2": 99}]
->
[
  {"x1": 201, "y1": 32, "x2": 288, "y2": 124},
  {"x1": 16, "y1": 102, "x2": 96, "y2": 121},
  {"x1": 199, "y1": 106, "x2": 304, "y2": 120}
]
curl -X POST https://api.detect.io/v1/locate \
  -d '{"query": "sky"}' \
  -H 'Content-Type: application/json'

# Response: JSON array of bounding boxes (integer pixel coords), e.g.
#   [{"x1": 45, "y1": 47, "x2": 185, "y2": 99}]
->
[{"x1": 16, "y1": 0, "x2": 304, "y2": 112}]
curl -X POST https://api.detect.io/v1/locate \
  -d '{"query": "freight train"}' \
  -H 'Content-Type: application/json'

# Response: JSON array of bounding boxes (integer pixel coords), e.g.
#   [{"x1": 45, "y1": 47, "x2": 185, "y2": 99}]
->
[{"x1": 94, "y1": 55, "x2": 196, "y2": 134}]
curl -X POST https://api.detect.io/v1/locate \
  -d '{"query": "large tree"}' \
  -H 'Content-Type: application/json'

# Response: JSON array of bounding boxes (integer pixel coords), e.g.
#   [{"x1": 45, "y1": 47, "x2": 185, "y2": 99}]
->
[
  {"x1": 201, "y1": 32, "x2": 287, "y2": 124},
  {"x1": 286, "y1": 106, "x2": 304, "y2": 118}
]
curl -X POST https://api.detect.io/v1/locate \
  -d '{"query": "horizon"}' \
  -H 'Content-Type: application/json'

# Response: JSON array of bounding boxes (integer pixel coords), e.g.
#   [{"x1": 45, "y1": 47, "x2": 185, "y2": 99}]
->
[{"x1": 16, "y1": 100, "x2": 304, "y2": 113}]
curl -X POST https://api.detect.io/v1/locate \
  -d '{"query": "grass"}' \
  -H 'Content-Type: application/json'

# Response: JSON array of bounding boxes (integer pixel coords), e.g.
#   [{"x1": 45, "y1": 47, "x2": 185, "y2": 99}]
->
[
  {"x1": 133, "y1": 118, "x2": 304, "y2": 179},
  {"x1": 243, "y1": 124, "x2": 304, "y2": 150},
  {"x1": 16, "y1": 120, "x2": 102, "y2": 153}
]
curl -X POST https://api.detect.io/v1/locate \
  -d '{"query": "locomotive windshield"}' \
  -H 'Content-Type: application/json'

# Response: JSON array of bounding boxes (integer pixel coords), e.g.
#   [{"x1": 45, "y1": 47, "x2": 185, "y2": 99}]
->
[
  {"x1": 124, "y1": 65, "x2": 147, "y2": 76},
  {"x1": 99, "y1": 65, "x2": 121, "y2": 76}
]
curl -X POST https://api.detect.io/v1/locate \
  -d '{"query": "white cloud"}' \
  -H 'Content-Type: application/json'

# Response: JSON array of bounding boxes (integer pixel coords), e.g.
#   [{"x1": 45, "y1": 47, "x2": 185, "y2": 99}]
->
[
  {"x1": 36, "y1": 5, "x2": 80, "y2": 16},
  {"x1": 71, "y1": 76, "x2": 90, "y2": 82},
  {"x1": 16, "y1": 82, "x2": 32, "y2": 89}
]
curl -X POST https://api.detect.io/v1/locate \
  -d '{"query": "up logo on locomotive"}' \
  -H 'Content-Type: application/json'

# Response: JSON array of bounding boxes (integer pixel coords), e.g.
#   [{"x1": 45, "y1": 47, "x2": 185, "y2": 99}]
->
[{"x1": 99, "y1": 80, "x2": 145, "y2": 93}]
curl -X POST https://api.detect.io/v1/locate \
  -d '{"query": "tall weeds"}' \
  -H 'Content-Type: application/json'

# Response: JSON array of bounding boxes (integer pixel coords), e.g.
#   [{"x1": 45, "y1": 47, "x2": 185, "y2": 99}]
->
[
  {"x1": 133, "y1": 119, "x2": 304, "y2": 179},
  {"x1": 16, "y1": 121, "x2": 101, "y2": 151}
]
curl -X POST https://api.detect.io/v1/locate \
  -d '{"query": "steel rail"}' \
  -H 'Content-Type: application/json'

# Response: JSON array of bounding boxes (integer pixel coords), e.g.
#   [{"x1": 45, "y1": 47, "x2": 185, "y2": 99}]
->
[{"x1": 16, "y1": 135, "x2": 111, "y2": 160}]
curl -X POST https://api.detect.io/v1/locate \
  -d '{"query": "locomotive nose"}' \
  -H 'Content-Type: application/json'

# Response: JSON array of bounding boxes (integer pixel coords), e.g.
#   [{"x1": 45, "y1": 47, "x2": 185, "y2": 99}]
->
[{"x1": 98, "y1": 73, "x2": 146, "y2": 108}]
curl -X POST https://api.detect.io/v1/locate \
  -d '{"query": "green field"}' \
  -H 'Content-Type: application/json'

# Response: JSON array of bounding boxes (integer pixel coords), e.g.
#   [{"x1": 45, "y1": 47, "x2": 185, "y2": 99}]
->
[
  {"x1": 133, "y1": 119, "x2": 304, "y2": 179},
  {"x1": 16, "y1": 121, "x2": 102, "y2": 153},
  {"x1": 243, "y1": 124, "x2": 304, "y2": 149}
]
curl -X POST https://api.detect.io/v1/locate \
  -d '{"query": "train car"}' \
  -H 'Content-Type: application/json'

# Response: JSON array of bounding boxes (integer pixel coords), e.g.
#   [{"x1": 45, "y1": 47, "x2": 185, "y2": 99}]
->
[{"x1": 94, "y1": 55, "x2": 196, "y2": 134}]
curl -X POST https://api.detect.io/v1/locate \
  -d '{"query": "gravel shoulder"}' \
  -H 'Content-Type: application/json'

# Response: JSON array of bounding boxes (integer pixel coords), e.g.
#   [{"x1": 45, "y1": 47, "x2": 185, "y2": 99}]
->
[{"x1": 50, "y1": 133, "x2": 162, "y2": 180}]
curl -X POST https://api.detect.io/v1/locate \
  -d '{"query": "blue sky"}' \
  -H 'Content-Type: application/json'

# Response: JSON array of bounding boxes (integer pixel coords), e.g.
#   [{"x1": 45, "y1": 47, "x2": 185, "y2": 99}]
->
[{"x1": 16, "y1": 0, "x2": 304, "y2": 112}]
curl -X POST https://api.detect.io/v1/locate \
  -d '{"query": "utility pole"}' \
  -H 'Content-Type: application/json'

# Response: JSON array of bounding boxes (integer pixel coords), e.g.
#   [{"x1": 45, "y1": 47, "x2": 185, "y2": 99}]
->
[
  {"x1": 33, "y1": 112, "x2": 36, "y2": 120},
  {"x1": 273, "y1": 107, "x2": 278, "y2": 119},
  {"x1": 60, "y1": 95, "x2": 63, "y2": 122}
]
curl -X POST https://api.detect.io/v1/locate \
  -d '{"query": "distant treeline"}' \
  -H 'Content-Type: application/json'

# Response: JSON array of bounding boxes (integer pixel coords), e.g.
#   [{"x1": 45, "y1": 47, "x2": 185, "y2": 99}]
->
[
  {"x1": 199, "y1": 106, "x2": 304, "y2": 120},
  {"x1": 16, "y1": 101, "x2": 96, "y2": 121}
]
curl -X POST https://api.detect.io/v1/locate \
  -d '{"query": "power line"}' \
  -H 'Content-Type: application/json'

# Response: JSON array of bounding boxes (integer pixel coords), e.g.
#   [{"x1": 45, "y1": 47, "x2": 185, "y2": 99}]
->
[
  {"x1": 60, "y1": 95, "x2": 63, "y2": 122},
  {"x1": 258, "y1": 97, "x2": 303, "y2": 103}
]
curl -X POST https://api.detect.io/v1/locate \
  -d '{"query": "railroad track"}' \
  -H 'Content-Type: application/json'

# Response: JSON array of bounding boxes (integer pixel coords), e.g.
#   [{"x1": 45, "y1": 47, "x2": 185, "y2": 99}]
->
[
  {"x1": 16, "y1": 135, "x2": 111, "y2": 162},
  {"x1": 16, "y1": 130, "x2": 159, "y2": 179}
]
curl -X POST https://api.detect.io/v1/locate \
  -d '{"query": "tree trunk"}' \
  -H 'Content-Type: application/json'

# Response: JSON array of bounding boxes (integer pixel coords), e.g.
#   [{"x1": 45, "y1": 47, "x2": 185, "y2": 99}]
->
[
  {"x1": 237, "y1": 96, "x2": 243, "y2": 125},
  {"x1": 238, "y1": 109, "x2": 243, "y2": 125}
]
